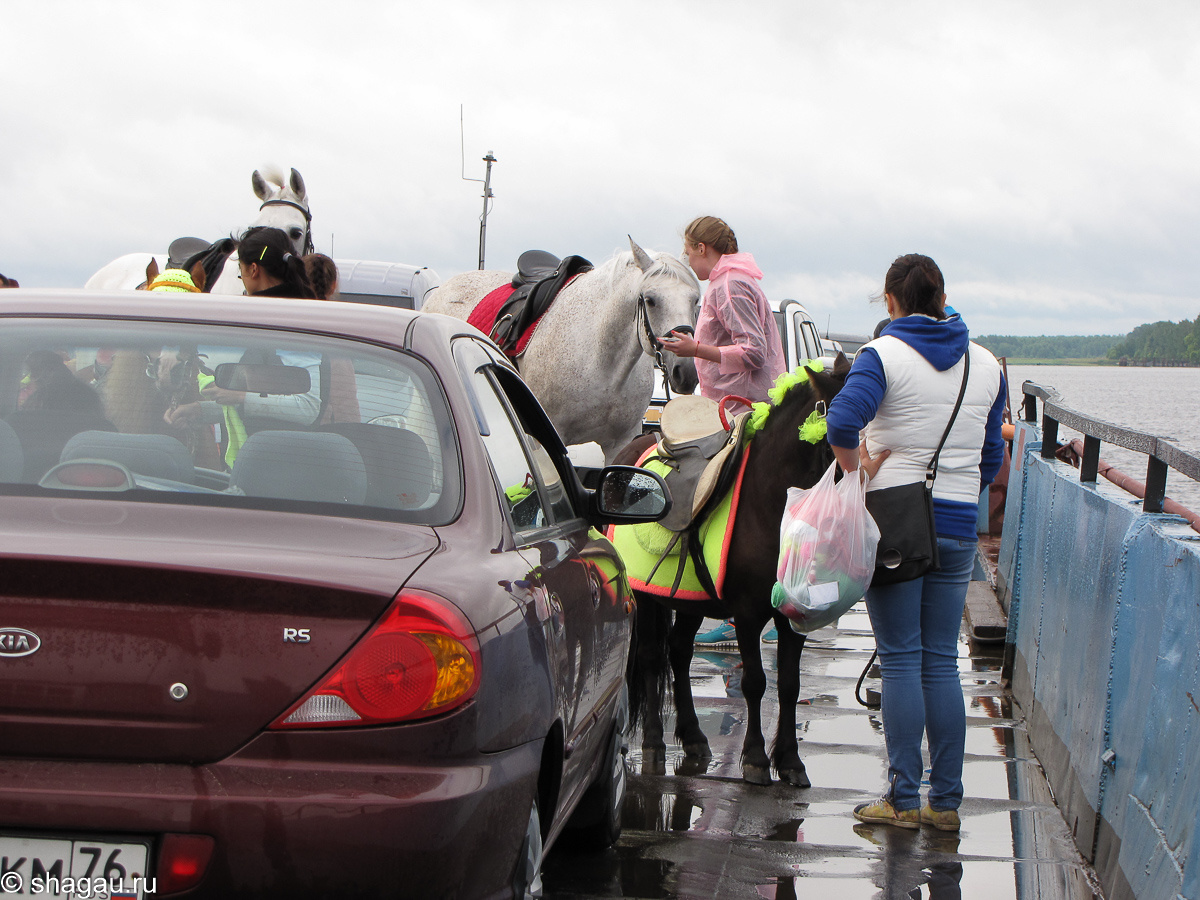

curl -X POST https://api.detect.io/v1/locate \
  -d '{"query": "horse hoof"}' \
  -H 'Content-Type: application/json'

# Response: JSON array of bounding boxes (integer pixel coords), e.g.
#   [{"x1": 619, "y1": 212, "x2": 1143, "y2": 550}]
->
[
  {"x1": 682, "y1": 741, "x2": 712, "y2": 760},
  {"x1": 675, "y1": 756, "x2": 713, "y2": 777},
  {"x1": 743, "y1": 765, "x2": 772, "y2": 786},
  {"x1": 779, "y1": 766, "x2": 811, "y2": 788},
  {"x1": 641, "y1": 746, "x2": 667, "y2": 776}
]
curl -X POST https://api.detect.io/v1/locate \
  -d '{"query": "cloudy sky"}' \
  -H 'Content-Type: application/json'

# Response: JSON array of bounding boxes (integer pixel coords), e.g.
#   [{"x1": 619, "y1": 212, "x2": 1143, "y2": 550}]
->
[{"x1": 3, "y1": 1, "x2": 1199, "y2": 337}]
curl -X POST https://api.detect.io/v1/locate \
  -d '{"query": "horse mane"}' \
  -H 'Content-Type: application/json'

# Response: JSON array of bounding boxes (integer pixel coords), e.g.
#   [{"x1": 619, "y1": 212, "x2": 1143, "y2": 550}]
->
[
  {"x1": 600, "y1": 249, "x2": 698, "y2": 294},
  {"x1": 744, "y1": 365, "x2": 825, "y2": 441},
  {"x1": 257, "y1": 165, "x2": 288, "y2": 191}
]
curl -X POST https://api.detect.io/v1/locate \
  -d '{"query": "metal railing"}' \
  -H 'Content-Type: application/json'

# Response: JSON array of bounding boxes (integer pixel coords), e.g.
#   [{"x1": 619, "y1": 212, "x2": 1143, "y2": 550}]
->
[{"x1": 1021, "y1": 380, "x2": 1200, "y2": 515}]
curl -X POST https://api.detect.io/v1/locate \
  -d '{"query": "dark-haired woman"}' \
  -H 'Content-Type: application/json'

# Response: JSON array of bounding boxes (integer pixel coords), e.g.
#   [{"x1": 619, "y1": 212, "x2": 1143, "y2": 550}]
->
[
  {"x1": 825, "y1": 254, "x2": 1006, "y2": 832},
  {"x1": 235, "y1": 226, "x2": 315, "y2": 299}
]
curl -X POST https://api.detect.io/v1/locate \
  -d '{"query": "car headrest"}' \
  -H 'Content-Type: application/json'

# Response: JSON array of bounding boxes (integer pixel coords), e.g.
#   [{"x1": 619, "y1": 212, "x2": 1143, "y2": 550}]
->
[
  {"x1": 61, "y1": 430, "x2": 194, "y2": 484},
  {"x1": 232, "y1": 430, "x2": 367, "y2": 505}
]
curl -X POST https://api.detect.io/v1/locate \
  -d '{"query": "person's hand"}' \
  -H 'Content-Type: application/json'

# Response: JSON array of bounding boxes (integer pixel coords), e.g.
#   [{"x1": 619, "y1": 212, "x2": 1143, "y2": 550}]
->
[
  {"x1": 164, "y1": 401, "x2": 201, "y2": 427},
  {"x1": 858, "y1": 443, "x2": 891, "y2": 482},
  {"x1": 201, "y1": 384, "x2": 246, "y2": 406},
  {"x1": 659, "y1": 331, "x2": 698, "y2": 358}
]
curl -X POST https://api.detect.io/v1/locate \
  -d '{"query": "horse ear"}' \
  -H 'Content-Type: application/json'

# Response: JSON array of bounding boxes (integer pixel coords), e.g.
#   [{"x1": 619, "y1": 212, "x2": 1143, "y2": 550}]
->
[
  {"x1": 833, "y1": 351, "x2": 851, "y2": 377},
  {"x1": 804, "y1": 365, "x2": 841, "y2": 405},
  {"x1": 289, "y1": 168, "x2": 307, "y2": 203},
  {"x1": 189, "y1": 259, "x2": 207, "y2": 293},
  {"x1": 252, "y1": 169, "x2": 272, "y2": 201},
  {"x1": 144, "y1": 258, "x2": 159, "y2": 287},
  {"x1": 628, "y1": 236, "x2": 655, "y2": 273}
]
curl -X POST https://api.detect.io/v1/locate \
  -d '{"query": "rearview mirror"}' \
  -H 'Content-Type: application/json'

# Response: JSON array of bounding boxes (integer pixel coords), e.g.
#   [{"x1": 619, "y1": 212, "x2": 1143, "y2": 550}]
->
[{"x1": 214, "y1": 362, "x2": 311, "y2": 395}]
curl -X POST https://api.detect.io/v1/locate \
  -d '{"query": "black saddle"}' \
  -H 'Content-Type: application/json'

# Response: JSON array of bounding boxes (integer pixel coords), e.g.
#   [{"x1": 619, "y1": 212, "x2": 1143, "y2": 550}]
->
[
  {"x1": 490, "y1": 251, "x2": 593, "y2": 355},
  {"x1": 167, "y1": 237, "x2": 212, "y2": 270}
]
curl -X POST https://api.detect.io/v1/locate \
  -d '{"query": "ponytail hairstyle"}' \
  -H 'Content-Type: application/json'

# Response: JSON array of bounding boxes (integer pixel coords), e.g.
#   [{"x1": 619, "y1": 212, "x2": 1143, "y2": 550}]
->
[
  {"x1": 883, "y1": 254, "x2": 946, "y2": 319},
  {"x1": 303, "y1": 253, "x2": 340, "y2": 301},
  {"x1": 235, "y1": 226, "x2": 315, "y2": 298},
  {"x1": 684, "y1": 216, "x2": 738, "y2": 255}
]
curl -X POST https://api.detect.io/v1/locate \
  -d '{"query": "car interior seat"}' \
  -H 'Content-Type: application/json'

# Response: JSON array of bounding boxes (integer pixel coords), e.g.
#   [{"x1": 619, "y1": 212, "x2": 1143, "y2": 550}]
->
[
  {"x1": 60, "y1": 430, "x2": 196, "y2": 484},
  {"x1": 0, "y1": 418, "x2": 25, "y2": 482},
  {"x1": 317, "y1": 422, "x2": 435, "y2": 510},
  {"x1": 232, "y1": 430, "x2": 367, "y2": 505}
]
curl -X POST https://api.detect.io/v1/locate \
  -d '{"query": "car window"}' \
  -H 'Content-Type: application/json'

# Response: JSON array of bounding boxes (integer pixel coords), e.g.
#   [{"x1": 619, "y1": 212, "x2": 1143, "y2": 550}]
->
[
  {"x1": 469, "y1": 367, "x2": 549, "y2": 531},
  {"x1": 0, "y1": 319, "x2": 460, "y2": 524}
]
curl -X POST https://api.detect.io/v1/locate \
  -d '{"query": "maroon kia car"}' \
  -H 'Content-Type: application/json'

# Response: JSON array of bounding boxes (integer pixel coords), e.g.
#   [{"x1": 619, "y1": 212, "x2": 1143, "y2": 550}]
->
[{"x1": 0, "y1": 290, "x2": 669, "y2": 899}]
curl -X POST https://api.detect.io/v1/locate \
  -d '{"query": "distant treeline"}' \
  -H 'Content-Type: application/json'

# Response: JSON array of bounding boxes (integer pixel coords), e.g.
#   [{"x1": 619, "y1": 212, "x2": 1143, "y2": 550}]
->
[
  {"x1": 976, "y1": 315, "x2": 1200, "y2": 363},
  {"x1": 975, "y1": 334, "x2": 1120, "y2": 360},
  {"x1": 1105, "y1": 316, "x2": 1200, "y2": 363}
]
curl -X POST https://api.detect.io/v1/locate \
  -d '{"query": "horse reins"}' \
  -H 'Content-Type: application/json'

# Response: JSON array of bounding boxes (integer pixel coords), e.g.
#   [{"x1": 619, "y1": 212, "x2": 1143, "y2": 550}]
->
[{"x1": 259, "y1": 198, "x2": 315, "y2": 255}]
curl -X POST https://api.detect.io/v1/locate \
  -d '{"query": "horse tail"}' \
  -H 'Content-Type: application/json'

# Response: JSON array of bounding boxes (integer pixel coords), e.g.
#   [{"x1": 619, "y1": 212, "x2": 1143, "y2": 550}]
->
[{"x1": 628, "y1": 593, "x2": 673, "y2": 736}]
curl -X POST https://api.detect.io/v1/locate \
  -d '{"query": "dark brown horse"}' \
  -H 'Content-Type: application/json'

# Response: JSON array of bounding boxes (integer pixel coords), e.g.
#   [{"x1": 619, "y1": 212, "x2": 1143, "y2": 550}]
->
[{"x1": 624, "y1": 355, "x2": 849, "y2": 786}]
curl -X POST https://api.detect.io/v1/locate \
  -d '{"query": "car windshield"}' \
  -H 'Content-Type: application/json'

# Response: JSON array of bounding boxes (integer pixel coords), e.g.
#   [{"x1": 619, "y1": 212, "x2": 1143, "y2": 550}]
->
[{"x1": 0, "y1": 319, "x2": 459, "y2": 523}]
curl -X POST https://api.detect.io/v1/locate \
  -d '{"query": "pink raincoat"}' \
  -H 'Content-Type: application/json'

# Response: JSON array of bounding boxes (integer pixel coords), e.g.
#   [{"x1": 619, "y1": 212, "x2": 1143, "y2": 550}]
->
[{"x1": 694, "y1": 252, "x2": 786, "y2": 409}]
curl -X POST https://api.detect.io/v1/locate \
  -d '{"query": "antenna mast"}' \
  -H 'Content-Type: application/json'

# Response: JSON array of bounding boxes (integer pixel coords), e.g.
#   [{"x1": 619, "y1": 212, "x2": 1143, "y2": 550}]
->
[
  {"x1": 461, "y1": 106, "x2": 496, "y2": 270},
  {"x1": 477, "y1": 151, "x2": 496, "y2": 270}
]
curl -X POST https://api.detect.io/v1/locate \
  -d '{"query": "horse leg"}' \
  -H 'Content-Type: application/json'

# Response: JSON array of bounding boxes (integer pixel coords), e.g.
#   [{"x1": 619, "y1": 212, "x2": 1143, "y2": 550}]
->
[
  {"x1": 665, "y1": 611, "x2": 711, "y2": 759},
  {"x1": 735, "y1": 614, "x2": 773, "y2": 785},
  {"x1": 632, "y1": 597, "x2": 670, "y2": 775},
  {"x1": 771, "y1": 612, "x2": 811, "y2": 788}
]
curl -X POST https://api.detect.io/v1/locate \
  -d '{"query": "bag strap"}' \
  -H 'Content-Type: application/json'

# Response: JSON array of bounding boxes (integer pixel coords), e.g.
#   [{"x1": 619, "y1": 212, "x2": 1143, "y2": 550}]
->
[{"x1": 926, "y1": 349, "x2": 971, "y2": 486}]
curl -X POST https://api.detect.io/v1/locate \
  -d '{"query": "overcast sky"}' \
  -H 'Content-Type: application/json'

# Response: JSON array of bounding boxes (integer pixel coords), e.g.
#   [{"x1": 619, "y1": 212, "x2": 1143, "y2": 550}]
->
[{"x1": 4, "y1": 1, "x2": 1199, "y2": 337}]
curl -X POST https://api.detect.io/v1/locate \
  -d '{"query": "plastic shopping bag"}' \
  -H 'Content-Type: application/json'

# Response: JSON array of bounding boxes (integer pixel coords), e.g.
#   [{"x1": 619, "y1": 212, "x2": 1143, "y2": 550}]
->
[{"x1": 771, "y1": 460, "x2": 880, "y2": 634}]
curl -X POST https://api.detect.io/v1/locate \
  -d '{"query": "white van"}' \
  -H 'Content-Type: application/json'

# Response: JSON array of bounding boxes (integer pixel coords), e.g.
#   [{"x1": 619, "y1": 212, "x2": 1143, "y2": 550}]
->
[{"x1": 334, "y1": 259, "x2": 440, "y2": 310}]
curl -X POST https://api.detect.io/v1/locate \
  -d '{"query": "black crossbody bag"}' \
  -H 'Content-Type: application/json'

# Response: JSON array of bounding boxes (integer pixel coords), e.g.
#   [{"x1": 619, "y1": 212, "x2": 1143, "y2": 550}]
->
[{"x1": 865, "y1": 351, "x2": 971, "y2": 587}]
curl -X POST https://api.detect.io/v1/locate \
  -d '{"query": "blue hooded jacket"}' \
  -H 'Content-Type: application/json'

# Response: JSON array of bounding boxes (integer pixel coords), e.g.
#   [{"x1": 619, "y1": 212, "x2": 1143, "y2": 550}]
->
[{"x1": 825, "y1": 313, "x2": 1008, "y2": 541}]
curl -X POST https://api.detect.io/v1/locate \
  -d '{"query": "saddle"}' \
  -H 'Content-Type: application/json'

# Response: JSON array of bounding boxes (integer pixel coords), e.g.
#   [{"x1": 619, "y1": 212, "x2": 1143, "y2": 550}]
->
[
  {"x1": 489, "y1": 250, "x2": 593, "y2": 355},
  {"x1": 644, "y1": 395, "x2": 749, "y2": 597}
]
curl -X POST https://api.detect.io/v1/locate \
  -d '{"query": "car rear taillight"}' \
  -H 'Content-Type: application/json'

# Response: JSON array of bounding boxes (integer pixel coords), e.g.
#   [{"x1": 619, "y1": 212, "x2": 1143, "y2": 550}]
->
[
  {"x1": 155, "y1": 833, "x2": 215, "y2": 895},
  {"x1": 271, "y1": 592, "x2": 481, "y2": 728}
]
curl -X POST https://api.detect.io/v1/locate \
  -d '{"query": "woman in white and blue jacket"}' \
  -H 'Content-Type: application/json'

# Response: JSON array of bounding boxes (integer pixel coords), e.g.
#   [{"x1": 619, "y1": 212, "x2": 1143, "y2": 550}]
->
[{"x1": 825, "y1": 254, "x2": 1006, "y2": 833}]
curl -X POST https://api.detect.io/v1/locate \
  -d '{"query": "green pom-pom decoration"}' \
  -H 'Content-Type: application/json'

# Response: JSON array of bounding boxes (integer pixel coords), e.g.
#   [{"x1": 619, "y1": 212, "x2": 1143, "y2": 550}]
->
[
  {"x1": 798, "y1": 409, "x2": 828, "y2": 444},
  {"x1": 743, "y1": 401, "x2": 773, "y2": 440}
]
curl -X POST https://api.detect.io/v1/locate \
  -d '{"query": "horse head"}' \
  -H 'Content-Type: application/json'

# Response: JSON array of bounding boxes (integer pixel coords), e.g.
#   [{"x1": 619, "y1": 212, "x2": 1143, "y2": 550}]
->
[
  {"x1": 628, "y1": 237, "x2": 700, "y2": 394},
  {"x1": 251, "y1": 167, "x2": 313, "y2": 256},
  {"x1": 746, "y1": 352, "x2": 852, "y2": 487}
]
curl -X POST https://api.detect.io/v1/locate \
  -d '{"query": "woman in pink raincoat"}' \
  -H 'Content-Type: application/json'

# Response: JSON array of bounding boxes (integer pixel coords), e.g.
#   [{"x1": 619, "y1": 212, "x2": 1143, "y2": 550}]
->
[
  {"x1": 661, "y1": 216, "x2": 786, "y2": 413},
  {"x1": 661, "y1": 216, "x2": 788, "y2": 646}
]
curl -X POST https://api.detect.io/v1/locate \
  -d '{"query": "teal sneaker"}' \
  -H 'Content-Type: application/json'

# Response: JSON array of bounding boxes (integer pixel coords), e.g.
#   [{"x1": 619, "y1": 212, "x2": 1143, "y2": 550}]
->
[
  {"x1": 762, "y1": 625, "x2": 778, "y2": 643},
  {"x1": 694, "y1": 619, "x2": 738, "y2": 647}
]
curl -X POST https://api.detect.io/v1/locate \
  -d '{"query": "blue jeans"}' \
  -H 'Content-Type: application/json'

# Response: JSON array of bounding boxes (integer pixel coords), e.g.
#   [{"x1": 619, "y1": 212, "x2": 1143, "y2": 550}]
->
[{"x1": 865, "y1": 537, "x2": 976, "y2": 812}]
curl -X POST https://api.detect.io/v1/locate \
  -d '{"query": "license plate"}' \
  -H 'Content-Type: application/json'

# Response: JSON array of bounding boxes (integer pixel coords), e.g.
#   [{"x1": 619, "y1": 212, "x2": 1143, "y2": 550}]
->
[{"x1": 0, "y1": 835, "x2": 150, "y2": 899}]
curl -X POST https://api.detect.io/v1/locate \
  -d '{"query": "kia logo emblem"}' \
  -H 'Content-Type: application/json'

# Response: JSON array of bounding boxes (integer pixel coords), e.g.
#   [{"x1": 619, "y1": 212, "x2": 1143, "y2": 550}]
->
[{"x1": 0, "y1": 628, "x2": 41, "y2": 658}]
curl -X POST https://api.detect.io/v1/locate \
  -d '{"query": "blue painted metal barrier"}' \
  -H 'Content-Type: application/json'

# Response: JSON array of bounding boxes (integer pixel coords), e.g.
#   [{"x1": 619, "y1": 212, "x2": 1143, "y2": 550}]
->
[{"x1": 999, "y1": 410, "x2": 1200, "y2": 900}]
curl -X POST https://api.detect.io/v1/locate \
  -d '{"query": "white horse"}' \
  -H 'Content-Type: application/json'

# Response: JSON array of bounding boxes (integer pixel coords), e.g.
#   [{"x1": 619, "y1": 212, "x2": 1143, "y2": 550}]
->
[
  {"x1": 85, "y1": 167, "x2": 313, "y2": 294},
  {"x1": 424, "y1": 239, "x2": 701, "y2": 463}
]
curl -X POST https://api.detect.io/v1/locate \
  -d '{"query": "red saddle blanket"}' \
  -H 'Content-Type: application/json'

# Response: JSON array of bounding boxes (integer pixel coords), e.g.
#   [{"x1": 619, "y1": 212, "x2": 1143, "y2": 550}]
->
[{"x1": 467, "y1": 285, "x2": 543, "y2": 356}]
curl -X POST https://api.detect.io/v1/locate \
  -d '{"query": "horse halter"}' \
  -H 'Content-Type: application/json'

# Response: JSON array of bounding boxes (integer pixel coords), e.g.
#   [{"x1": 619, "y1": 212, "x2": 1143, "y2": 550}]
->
[
  {"x1": 636, "y1": 292, "x2": 693, "y2": 401},
  {"x1": 259, "y1": 198, "x2": 315, "y2": 255}
]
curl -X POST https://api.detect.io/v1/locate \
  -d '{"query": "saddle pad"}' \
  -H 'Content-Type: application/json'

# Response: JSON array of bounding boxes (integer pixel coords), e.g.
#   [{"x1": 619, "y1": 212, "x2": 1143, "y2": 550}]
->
[
  {"x1": 467, "y1": 284, "x2": 543, "y2": 356},
  {"x1": 607, "y1": 446, "x2": 751, "y2": 601}
]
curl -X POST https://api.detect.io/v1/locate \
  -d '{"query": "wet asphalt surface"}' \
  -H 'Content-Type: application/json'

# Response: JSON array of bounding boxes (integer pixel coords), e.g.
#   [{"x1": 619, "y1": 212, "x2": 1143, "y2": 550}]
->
[{"x1": 542, "y1": 603, "x2": 1105, "y2": 900}]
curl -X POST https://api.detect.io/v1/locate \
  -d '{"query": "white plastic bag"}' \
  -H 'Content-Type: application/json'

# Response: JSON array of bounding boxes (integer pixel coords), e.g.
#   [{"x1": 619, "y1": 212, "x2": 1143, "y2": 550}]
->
[{"x1": 772, "y1": 460, "x2": 880, "y2": 634}]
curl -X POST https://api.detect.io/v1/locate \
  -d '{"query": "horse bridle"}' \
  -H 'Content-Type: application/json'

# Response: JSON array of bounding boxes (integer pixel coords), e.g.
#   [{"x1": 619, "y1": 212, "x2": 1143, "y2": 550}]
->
[
  {"x1": 636, "y1": 292, "x2": 693, "y2": 401},
  {"x1": 259, "y1": 198, "x2": 315, "y2": 256}
]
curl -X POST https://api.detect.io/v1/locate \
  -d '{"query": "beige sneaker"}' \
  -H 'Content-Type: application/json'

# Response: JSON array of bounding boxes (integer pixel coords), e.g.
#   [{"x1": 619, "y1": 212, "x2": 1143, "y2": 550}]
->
[
  {"x1": 920, "y1": 804, "x2": 961, "y2": 832},
  {"x1": 852, "y1": 797, "x2": 920, "y2": 829}
]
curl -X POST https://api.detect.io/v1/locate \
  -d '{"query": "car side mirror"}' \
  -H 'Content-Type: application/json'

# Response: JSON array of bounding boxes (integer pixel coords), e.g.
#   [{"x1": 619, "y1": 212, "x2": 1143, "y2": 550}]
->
[
  {"x1": 214, "y1": 362, "x2": 311, "y2": 395},
  {"x1": 592, "y1": 465, "x2": 671, "y2": 524}
]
